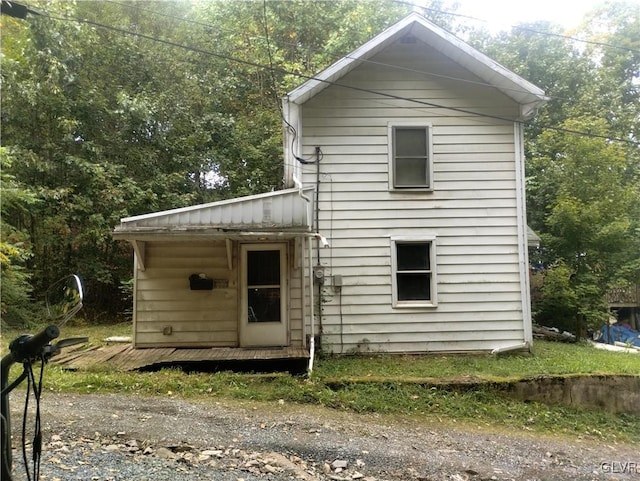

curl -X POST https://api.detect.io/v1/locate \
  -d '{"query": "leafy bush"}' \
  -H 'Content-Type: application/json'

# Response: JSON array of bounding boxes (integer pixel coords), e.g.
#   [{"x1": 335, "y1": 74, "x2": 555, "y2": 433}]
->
[{"x1": 532, "y1": 262, "x2": 608, "y2": 335}]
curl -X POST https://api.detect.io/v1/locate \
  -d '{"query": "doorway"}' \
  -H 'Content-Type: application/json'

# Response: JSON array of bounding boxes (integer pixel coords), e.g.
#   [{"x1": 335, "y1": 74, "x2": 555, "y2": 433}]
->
[{"x1": 239, "y1": 243, "x2": 288, "y2": 347}]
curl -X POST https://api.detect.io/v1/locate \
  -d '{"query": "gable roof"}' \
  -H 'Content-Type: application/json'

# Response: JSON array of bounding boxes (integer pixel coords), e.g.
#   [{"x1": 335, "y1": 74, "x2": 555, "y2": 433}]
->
[
  {"x1": 113, "y1": 188, "x2": 313, "y2": 239},
  {"x1": 286, "y1": 12, "x2": 547, "y2": 119}
]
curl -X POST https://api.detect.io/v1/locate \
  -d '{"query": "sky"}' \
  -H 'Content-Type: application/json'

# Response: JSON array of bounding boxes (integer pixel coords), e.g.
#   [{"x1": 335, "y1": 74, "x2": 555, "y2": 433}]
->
[{"x1": 453, "y1": 0, "x2": 640, "y2": 31}]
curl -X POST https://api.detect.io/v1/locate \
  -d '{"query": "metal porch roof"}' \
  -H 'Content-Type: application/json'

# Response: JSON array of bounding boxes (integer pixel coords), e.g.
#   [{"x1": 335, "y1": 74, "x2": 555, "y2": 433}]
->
[
  {"x1": 113, "y1": 188, "x2": 313, "y2": 239},
  {"x1": 286, "y1": 12, "x2": 548, "y2": 119}
]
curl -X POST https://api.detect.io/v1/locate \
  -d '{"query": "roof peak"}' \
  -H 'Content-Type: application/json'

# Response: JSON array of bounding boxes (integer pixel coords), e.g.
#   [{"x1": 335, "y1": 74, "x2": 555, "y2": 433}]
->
[{"x1": 285, "y1": 13, "x2": 547, "y2": 117}]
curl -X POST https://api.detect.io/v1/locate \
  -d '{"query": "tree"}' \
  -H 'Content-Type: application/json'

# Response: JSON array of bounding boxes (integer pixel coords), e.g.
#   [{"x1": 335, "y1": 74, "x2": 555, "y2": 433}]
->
[
  {"x1": 0, "y1": 148, "x2": 39, "y2": 327},
  {"x1": 475, "y1": 4, "x2": 640, "y2": 333},
  {"x1": 536, "y1": 117, "x2": 639, "y2": 333},
  {"x1": 1, "y1": 0, "x2": 414, "y2": 320}
]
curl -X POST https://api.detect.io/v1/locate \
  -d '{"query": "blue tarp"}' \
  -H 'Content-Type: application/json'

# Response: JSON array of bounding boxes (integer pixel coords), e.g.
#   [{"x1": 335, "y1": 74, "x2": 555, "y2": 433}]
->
[{"x1": 598, "y1": 324, "x2": 640, "y2": 347}]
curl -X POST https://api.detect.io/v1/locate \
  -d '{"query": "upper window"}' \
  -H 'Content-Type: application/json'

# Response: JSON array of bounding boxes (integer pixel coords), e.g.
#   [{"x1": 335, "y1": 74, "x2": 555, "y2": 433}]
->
[
  {"x1": 391, "y1": 237, "x2": 437, "y2": 308},
  {"x1": 389, "y1": 123, "x2": 433, "y2": 190}
]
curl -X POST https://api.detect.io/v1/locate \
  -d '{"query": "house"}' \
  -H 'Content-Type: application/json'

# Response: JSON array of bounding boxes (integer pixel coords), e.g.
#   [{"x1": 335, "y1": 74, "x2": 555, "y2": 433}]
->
[{"x1": 113, "y1": 13, "x2": 547, "y2": 364}]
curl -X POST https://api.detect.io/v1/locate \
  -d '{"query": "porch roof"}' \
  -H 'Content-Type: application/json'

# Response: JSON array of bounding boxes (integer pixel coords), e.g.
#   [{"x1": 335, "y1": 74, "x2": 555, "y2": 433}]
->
[{"x1": 113, "y1": 188, "x2": 313, "y2": 240}]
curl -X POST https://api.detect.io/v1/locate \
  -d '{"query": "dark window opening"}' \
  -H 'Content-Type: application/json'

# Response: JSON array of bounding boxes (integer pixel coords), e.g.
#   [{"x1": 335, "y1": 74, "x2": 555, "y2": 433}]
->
[{"x1": 396, "y1": 242, "x2": 432, "y2": 302}]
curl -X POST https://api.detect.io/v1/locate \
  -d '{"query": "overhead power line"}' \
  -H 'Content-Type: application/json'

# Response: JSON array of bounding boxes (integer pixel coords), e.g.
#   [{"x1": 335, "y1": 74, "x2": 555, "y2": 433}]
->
[
  {"x1": 98, "y1": 0, "x2": 638, "y2": 104},
  {"x1": 392, "y1": 0, "x2": 640, "y2": 55},
  {"x1": 13, "y1": 3, "x2": 640, "y2": 147}
]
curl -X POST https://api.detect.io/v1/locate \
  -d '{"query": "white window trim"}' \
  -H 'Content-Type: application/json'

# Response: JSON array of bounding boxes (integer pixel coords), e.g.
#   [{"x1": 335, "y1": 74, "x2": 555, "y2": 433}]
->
[
  {"x1": 388, "y1": 121, "x2": 434, "y2": 192},
  {"x1": 390, "y1": 236, "x2": 438, "y2": 308}
]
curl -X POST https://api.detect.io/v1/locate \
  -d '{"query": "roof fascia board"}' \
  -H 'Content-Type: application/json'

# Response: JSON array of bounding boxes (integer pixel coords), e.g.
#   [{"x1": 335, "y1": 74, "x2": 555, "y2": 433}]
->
[
  {"x1": 287, "y1": 14, "x2": 417, "y2": 104},
  {"x1": 113, "y1": 230, "x2": 313, "y2": 242},
  {"x1": 287, "y1": 12, "x2": 547, "y2": 110},
  {"x1": 408, "y1": 17, "x2": 546, "y2": 100}
]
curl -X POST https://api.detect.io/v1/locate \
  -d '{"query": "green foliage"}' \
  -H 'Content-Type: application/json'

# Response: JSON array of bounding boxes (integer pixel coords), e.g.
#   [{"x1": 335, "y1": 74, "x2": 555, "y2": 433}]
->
[
  {"x1": 532, "y1": 117, "x2": 639, "y2": 331},
  {"x1": 1, "y1": 0, "x2": 638, "y2": 327},
  {"x1": 479, "y1": 3, "x2": 640, "y2": 332},
  {"x1": 0, "y1": 0, "x2": 411, "y2": 319},
  {"x1": 532, "y1": 262, "x2": 578, "y2": 332},
  {"x1": 0, "y1": 148, "x2": 39, "y2": 327}
]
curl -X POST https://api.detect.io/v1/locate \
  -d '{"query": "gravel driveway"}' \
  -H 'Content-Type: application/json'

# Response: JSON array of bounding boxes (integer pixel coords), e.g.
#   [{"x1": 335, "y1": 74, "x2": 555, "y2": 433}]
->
[{"x1": 8, "y1": 392, "x2": 639, "y2": 481}]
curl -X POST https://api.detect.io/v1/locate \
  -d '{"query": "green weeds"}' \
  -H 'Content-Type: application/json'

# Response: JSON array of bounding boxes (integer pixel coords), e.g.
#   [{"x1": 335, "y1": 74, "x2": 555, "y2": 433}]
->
[{"x1": 3, "y1": 326, "x2": 639, "y2": 444}]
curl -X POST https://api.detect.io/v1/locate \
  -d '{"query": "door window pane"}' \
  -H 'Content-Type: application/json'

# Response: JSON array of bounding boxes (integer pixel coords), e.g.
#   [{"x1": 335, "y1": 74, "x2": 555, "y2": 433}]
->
[
  {"x1": 248, "y1": 250, "x2": 280, "y2": 285},
  {"x1": 247, "y1": 249, "x2": 281, "y2": 323},
  {"x1": 248, "y1": 287, "x2": 281, "y2": 323}
]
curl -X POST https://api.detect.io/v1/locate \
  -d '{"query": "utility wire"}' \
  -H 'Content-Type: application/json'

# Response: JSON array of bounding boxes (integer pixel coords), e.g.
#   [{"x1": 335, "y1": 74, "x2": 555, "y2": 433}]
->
[
  {"x1": 104, "y1": 0, "x2": 640, "y2": 55},
  {"x1": 261, "y1": 0, "x2": 282, "y2": 115},
  {"x1": 392, "y1": 0, "x2": 640, "y2": 55},
  {"x1": 97, "y1": 0, "x2": 636, "y2": 105},
  {"x1": 104, "y1": 0, "x2": 545, "y2": 100},
  {"x1": 16, "y1": 4, "x2": 640, "y2": 146}
]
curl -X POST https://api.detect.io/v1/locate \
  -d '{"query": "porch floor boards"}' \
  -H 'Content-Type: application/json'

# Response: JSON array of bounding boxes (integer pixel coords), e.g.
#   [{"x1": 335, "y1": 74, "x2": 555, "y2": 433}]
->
[{"x1": 53, "y1": 344, "x2": 310, "y2": 371}]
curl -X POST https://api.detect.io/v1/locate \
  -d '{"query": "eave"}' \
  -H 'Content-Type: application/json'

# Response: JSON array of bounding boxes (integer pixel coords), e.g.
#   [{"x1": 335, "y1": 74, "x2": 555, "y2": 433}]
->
[{"x1": 286, "y1": 12, "x2": 548, "y2": 119}]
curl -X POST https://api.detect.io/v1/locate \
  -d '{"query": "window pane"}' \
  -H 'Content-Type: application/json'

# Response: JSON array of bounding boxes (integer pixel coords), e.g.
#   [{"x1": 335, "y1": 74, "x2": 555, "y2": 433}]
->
[
  {"x1": 248, "y1": 250, "x2": 280, "y2": 285},
  {"x1": 395, "y1": 128, "x2": 427, "y2": 157},
  {"x1": 248, "y1": 287, "x2": 281, "y2": 322},
  {"x1": 397, "y1": 273, "x2": 431, "y2": 300},
  {"x1": 397, "y1": 243, "x2": 430, "y2": 270},
  {"x1": 395, "y1": 158, "x2": 427, "y2": 187}
]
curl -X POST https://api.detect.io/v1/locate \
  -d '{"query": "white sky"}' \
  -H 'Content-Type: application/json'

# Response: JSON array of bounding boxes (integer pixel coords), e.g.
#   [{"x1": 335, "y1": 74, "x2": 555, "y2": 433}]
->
[{"x1": 453, "y1": 0, "x2": 640, "y2": 31}]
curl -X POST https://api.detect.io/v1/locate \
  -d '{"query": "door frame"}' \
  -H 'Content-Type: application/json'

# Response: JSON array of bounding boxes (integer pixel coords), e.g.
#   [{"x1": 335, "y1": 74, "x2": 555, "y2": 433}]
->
[{"x1": 239, "y1": 243, "x2": 288, "y2": 347}]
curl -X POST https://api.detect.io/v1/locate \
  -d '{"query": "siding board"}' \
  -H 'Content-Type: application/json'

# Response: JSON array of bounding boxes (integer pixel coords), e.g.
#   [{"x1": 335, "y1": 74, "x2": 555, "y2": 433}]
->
[
  {"x1": 133, "y1": 240, "x2": 239, "y2": 347},
  {"x1": 298, "y1": 38, "x2": 527, "y2": 353},
  {"x1": 134, "y1": 239, "x2": 305, "y2": 348}
]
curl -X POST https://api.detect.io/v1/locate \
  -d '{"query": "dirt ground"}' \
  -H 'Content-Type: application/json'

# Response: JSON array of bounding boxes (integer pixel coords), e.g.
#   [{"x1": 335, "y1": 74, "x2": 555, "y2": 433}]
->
[
  {"x1": 8, "y1": 393, "x2": 640, "y2": 481},
  {"x1": 9, "y1": 392, "x2": 640, "y2": 481}
]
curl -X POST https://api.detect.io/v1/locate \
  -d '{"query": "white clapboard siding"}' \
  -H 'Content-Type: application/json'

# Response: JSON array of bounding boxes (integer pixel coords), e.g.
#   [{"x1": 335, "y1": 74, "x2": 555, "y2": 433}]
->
[
  {"x1": 298, "y1": 39, "x2": 528, "y2": 353},
  {"x1": 289, "y1": 250, "x2": 304, "y2": 344},
  {"x1": 134, "y1": 240, "x2": 305, "y2": 348},
  {"x1": 134, "y1": 241, "x2": 239, "y2": 347}
]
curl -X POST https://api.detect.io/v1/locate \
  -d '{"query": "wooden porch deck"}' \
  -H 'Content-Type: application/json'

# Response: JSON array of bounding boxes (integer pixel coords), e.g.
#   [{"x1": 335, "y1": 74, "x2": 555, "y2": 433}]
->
[{"x1": 53, "y1": 344, "x2": 310, "y2": 372}]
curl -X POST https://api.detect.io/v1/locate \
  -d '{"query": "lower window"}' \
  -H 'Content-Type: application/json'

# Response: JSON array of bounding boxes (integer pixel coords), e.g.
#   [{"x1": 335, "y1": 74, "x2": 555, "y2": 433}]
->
[{"x1": 391, "y1": 237, "x2": 437, "y2": 307}]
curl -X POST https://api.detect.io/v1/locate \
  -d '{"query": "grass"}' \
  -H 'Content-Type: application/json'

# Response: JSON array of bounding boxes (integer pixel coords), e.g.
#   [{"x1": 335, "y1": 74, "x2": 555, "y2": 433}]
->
[
  {"x1": 2, "y1": 322, "x2": 639, "y2": 443},
  {"x1": 313, "y1": 341, "x2": 640, "y2": 381}
]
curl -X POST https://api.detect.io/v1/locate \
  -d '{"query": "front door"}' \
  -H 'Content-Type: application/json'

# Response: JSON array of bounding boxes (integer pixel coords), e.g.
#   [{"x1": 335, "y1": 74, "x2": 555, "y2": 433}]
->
[{"x1": 239, "y1": 243, "x2": 288, "y2": 347}]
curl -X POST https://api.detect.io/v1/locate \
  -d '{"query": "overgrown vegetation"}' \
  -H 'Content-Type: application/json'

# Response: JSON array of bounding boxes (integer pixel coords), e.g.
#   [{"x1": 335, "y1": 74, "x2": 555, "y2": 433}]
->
[{"x1": 2, "y1": 324, "x2": 638, "y2": 443}]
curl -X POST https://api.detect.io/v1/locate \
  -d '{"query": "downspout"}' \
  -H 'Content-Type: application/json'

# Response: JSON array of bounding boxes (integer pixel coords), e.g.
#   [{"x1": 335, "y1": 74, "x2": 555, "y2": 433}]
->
[
  {"x1": 286, "y1": 96, "x2": 318, "y2": 373},
  {"x1": 307, "y1": 235, "x2": 316, "y2": 373},
  {"x1": 294, "y1": 174, "x2": 316, "y2": 374},
  {"x1": 282, "y1": 96, "x2": 316, "y2": 374},
  {"x1": 491, "y1": 342, "x2": 529, "y2": 355}
]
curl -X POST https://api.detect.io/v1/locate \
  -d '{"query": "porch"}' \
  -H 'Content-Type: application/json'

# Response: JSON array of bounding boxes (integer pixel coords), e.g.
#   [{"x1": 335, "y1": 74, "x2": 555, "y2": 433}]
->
[{"x1": 53, "y1": 343, "x2": 310, "y2": 372}]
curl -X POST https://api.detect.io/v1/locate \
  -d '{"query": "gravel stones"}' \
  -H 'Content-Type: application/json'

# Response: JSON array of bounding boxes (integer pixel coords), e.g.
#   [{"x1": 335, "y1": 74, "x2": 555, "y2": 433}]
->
[{"x1": 8, "y1": 393, "x2": 639, "y2": 481}]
